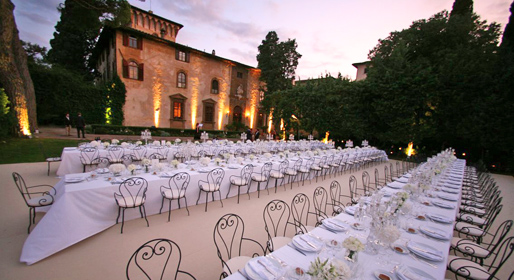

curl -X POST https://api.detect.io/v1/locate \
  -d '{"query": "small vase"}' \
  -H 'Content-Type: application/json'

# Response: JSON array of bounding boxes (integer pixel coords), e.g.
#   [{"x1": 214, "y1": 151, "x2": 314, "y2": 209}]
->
[
  {"x1": 345, "y1": 250, "x2": 358, "y2": 263},
  {"x1": 131, "y1": 170, "x2": 135, "y2": 176},
  {"x1": 113, "y1": 172, "x2": 121, "y2": 177},
  {"x1": 145, "y1": 166, "x2": 149, "y2": 173}
]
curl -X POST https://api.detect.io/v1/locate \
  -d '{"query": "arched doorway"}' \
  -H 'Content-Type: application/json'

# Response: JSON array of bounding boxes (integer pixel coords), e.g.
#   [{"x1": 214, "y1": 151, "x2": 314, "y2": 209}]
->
[{"x1": 233, "y1": 106, "x2": 242, "y2": 124}]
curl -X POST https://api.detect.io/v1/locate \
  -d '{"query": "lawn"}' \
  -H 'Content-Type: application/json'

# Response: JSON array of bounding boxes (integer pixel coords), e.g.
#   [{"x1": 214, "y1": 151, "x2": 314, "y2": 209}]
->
[{"x1": 0, "y1": 138, "x2": 82, "y2": 164}]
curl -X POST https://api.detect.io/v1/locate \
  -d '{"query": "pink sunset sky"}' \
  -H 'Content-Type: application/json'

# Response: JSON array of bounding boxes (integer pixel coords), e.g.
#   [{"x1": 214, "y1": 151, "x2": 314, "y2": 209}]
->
[{"x1": 12, "y1": 0, "x2": 512, "y2": 80}]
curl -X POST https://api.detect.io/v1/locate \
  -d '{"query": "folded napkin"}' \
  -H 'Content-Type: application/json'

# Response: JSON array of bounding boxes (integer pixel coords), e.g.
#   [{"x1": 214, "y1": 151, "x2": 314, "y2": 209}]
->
[
  {"x1": 247, "y1": 257, "x2": 280, "y2": 280},
  {"x1": 427, "y1": 213, "x2": 453, "y2": 224},
  {"x1": 397, "y1": 266, "x2": 427, "y2": 280},
  {"x1": 345, "y1": 206, "x2": 356, "y2": 215},
  {"x1": 322, "y1": 218, "x2": 348, "y2": 231},
  {"x1": 420, "y1": 226, "x2": 450, "y2": 239},
  {"x1": 387, "y1": 181, "x2": 405, "y2": 189},
  {"x1": 437, "y1": 193, "x2": 458, "y2": 201},
  {"x1": 407, "y1": 242, "x2": 443, "y2": 261},
  {"x1": 433, "y1": 200, "x2": 455, "y2": 209},
  {"x1": 441, "y1": 187, "x2": 459, "y2": 194},
  {"x1": 292, "y1": 235, "x2": 321, "y2": 252},
  {"x1": 396, "y1": 177, "x2": 409, "y2": 183}
]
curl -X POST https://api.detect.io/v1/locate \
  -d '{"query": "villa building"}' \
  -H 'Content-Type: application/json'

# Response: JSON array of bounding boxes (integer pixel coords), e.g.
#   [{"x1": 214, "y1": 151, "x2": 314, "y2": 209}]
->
[
  {"x1": 94, "y1": 6, "x2": 264, "y2": 130},
  {"x1": 352, "y1": 61, "x2": 371, "y2": 81}
]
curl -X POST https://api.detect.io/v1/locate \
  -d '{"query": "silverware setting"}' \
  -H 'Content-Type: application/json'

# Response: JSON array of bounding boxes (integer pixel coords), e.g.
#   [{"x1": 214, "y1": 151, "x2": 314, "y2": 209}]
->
[
  {"x1": 409, "y1": 252, "x2": 438, "y2": 269},
  {"x1": 287, "y1": 243, "x2": 306, "y2": 256}
]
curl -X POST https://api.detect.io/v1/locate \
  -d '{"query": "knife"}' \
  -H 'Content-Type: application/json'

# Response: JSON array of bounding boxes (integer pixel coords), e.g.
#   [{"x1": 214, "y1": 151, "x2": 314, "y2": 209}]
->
[
  {"x1": 287, "y1": 243, "x2": 307, "y2": 256},
  {"x1": 299, "y1": 236, "x2": 317, "y2": 249}
]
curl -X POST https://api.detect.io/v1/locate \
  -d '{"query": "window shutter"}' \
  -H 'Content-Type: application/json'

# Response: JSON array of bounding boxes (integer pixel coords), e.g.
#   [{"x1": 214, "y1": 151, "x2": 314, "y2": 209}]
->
[
  {"x1": 175, "y1": 48, "x2": 179, "y2": 60},
  {"x1": 186, "y1": 52, "x2": 190, "y2": 62},
  {"x1": 137, "y1": 37, "x2": 143, "y2": 50},
  {"x1": 123, "y1": 33, "x2": 128, "y2": 46},
  {"x1": 138, "y1": 63, "x2": 144, "y2": 81},
  {"x1": 122, "y1": 59, "x2": 128, "y2": 78}
]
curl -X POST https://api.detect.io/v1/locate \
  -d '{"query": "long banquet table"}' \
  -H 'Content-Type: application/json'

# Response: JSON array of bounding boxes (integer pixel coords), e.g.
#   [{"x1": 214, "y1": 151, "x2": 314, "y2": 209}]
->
[{"x1": 226, "y1": 159, "x2": 465, "y2": 280}]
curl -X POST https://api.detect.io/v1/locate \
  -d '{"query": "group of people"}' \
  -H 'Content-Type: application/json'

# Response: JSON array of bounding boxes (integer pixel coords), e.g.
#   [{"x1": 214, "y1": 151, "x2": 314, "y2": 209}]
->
[{"x1": 64, "y1": 112, "x2": 86, "y2": 139}]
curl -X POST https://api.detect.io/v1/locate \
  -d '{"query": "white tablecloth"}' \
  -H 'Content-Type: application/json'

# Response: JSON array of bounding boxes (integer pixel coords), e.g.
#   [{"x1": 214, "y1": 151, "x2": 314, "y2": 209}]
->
[{"x1": 226, "y1": 159, "x2": 465, "y2": 280}]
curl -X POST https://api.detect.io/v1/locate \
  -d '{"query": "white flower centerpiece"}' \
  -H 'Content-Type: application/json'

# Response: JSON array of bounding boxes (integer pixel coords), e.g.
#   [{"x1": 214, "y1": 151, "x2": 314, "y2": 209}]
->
[
  {"x1": 249, "y1": 154, "x2": 255, "y2": 161},
  {"x1": 307, "y1": 257, "x2": 352, "y2": 280},
  {"x1": 378, "y1": 225, "x2": 401, "y2": 245},
  {"x1": 214, "y1": 157, "x2": 222, "y2": 166},
  {"x1": 103, "y1": 142, "x2": 110, "y2": 148},
  {"x1": 111, "y1": 139, "x2": 119, "y2": 145},
  {"x1": 121, "y1": 142, "x2": 129, "y2": 148},
  {"x1": 236, "y1": 157, "x2": 244, "y2": 165},
  {"x1": 109, "y1": 163, "x2": 126, "y2": 176},
  {"x1": 342, "y1": 237, "x2": 364, "y2": 262},
  {"x1": 263, "y1": 152, "x2": 272, "y2": 159},
  {"x1": 165, "y1": 141, "x2": 172, "y2": 147},
  {"x1": 127, "y1": 164, "x2": 137, "y2": 175},
  {"x1": 90, "y1": 140, "x2": 100, "y2": 148},
  {"x1": 142, "y1": 158, "x2": 151, "y2": 173},
  {"x1": 175, "y1": 138, "x2": 181, "y2": 145},
  {"x1": 171, "y1": 159, "x2": 180, "y2": 169},
  {"x1": 278, "y1": 152, "x2": 285, "y2": 159},
  {"x1": 152, "y1": 140, "x2": 161, "y2": 146},
  {"x1": 135, "y1": 140, "x2": 142, "y2": 146}
]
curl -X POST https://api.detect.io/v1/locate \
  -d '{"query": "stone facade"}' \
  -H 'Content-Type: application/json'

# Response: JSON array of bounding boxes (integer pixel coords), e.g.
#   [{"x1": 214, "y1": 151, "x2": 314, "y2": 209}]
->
[{"x1": 95, "y1": 6, "x2": 262, "y2": 130}]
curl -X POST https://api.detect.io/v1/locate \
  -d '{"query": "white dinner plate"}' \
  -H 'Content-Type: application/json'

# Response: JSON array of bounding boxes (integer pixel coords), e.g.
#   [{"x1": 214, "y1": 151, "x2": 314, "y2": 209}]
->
[
  {"x1": 407, "y1": 241, "x2": 444, "y2": 262},
  {"x1": 65, "y1": 177, "x2": 84, "y2": 183},
  {"x1": 437, "y1": 193, "x2": 458, "y2": 201},
  {"x1": 197, "y1": 168, "x2": 211, "y2": 173},
  {"x1": 291, "y1": 235, "x2": 323, "y2": 253},
  {"x1": 433, "y1": 200, "x2": 455, "y2": 209},
  {"x1": 419, "y1": 225, "x2": 451, "y2": 240},
  {"x1": 322, "y1": 218, "x2": 349, "y2": 232},
  {"x1": 441, "y1": 187, "x2": 459, "y2": 194},
  {"x1": 96, "y1": 168, "x2": 109, "y2": 174},
  {"x1": 426, "y1": 213, "x2": 453, "y2": 224},
  {"x1": 345, "y1": 206, "x2": 356, "y2": 215},
  {"x1": 160, "y1": 172, "x2": 176, "y2": 178},
  {"x1": 244, "y1": 256, "x2": 281, "y2": 280},
  {"x1": 227, "y1": 164, "x2": 239, "y2": 169}
]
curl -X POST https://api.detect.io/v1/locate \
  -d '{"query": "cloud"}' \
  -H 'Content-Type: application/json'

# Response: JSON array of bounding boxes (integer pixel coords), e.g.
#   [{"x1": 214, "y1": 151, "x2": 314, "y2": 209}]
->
[{"x1": 16, "y1": 10, "x2": 55, "y2": 25}]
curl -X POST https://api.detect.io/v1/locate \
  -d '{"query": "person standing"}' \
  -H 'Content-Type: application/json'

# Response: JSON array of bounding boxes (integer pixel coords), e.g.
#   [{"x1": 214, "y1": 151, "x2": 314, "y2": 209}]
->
[
  {"x1": 254, "y1": 129, "x2": 260, "y2": 141},
  {"x1": 194, "y1": 123, "x2": 201, "y2": 140},
  {"x1": 64, "y1": 113, "x2": 72, "y2": 136},
  {"x1": 246, "y1": 128, "x2": 252, "y2": 141},
  {"x1": 76, "y1": 112, "x2": 86, "y2": 138}
]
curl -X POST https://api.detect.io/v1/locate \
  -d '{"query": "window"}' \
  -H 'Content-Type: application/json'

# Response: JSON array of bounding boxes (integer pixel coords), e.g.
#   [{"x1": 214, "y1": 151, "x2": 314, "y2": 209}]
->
[
  {"x1": 122, "y1": 59, "x2": 144, "y2": 81},
  {"x1": 129, "y1": 36, "x2": 138, "y2": 48},
  {"x1": 364, "y1": 67, "x2": 369, "y2": 74},
  {"x1": 128, "y1": 62, "x2": 138, "y2": 79},
  {"x1": 233, "y1": 106, "x2": 242, "y2": 123},
  {"x1": 173, "y1": 101, "x2": 183, "y2": 120},
  {"x1": 204, "y1": 104, "x2": 214, "y2": 122},
  {"x1": 211, "y1": 79, "x2": 219, "y2": 94},
  {"x1": 123, "y1": 33, "x2": 142, "y2": 50},
  {"x1": 237, "y1": 72, "x2": 243, "y2": 78},
  {"x1": 176, "y1": 49, "x2": 190, "y2": 62},
  {"x1": 177, "y1": 72, "x2": 186, "y2": 88}
]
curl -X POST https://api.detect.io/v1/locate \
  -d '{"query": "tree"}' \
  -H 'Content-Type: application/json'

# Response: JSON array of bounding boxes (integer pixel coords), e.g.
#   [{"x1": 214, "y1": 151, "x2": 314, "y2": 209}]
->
[
  {"x1": 47, "y1": 0, "x2": 130, "y2": 77},
  {"x1": 0, "y1": 0, "x2": 38, "y2": 136},
  {"x1": 450, "y1": 0, "x2": 473, "y2": 18}
]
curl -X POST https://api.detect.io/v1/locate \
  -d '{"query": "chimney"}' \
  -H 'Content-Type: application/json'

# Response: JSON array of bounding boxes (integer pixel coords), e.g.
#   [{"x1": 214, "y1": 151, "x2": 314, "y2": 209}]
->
[{"x1": 212, "y1": 49, "x2": 216, "y2": 55}]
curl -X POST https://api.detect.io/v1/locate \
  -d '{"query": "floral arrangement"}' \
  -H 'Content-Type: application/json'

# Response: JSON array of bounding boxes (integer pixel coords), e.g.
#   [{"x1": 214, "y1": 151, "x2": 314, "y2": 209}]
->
[
  {"x1": 109, "y1": 163, "x2": 126, "y2": 174},
  {"x1": 153, "y1": 163, "x2": 164, "y2": 172},
  {"x1": 152, "y1": 140, "x2": 160, "y2": 146},
  {"x1": 420, "y1": 183, "x2": 430, "y2": 191},
  {"x1": 207, "y1": 140, "x2": 213, "y2": 144},
  {"x1": 127, "y1": 164, "x2": 137, "y2": 175},
  {"x1": 403, "y1": 184, "x2": 416, "y2": 193},
  {"x1": 194, "y1": 141, "x2": 200, "y2": 145},
  {"x1": 103, "y1": 142, "x2": 110, "y2": 148},
  {"x1": 237, "y1": 140, "x2": 242, "y2": 144},
  {"x1": 313, "y1": 150, "x2": 319, "y2": 156},
  {"x1": 307, "y1": 151, "x2": 315, "y2": 157},
  {"x1": 246, "y1": 140, "x2": 252, "y2": 143},
  {"x1": 263, "y1": 153, "x2": 272, "y2": 159},
  {"x1": 249, "y1": 155, "x2": 255, "y2": 160},
  {"x1": 296, "y1": 151, "x2": 301, "y2": 156},
  {"x1": 111, "y1": 139, "x2": 119, "y2": 144},
  {"x1": 278, "y1": 152, "x2": 285, "y2": 158},
  {"x1": 214, "y1": 158, "x2": 222, "y2": 165},
  {"x1": 342, "y1": 237, "x2": 365, "y2": 252},
  {"x1": 165, "y1": 141, "x2": 172, "y2": 147},
  {"x1": 379, "y1": 225, "x2": 401, "y2": 244},
  {"x1": 121, "y1": 142, "x2": 129, "y2": 148},
  {"x1": 141, "y1": 158, "x2": 151, "y2": 166},
  {"x1": 199, "y1": 157, "x2": 211, "y2": 166},
  {"x1": 135, "y1": 140, "x2": 143, "y2": 146},
  {"x1": 171, "y1": 160, "x2": 180, "y2": 168},
  {"x1": 236, "y1": 157, "x2": 244, "y2": 164},
  {"x1": 307, "y1": 257, "x2": 352, "y2": 280},
  {"x1": 175, "y1": 138, "x2": 181, "y2": 143},
  {"x1": 337, "y1": 147, "x2": 342, "y2": 150},
  {"x1": 90, "y1": 141, "x2": 100, "y2": 148},
  {"x1": 223, "y1": 153, "x2": 231, "y2": 160},
  {"x1": 393, "y1": 192, "x2": 409, "y2": 213}
]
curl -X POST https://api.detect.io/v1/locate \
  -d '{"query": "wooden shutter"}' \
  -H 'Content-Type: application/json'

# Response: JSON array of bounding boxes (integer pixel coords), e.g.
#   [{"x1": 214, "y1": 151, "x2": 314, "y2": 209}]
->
[
  {"x1": 137, "y1": 37, "x2": 143, "y2": 50},
  {"x1": 122, "y1": 59, "x2": 128, "y2": 78},
  {"x1": 186, "y1": 52, "x2": 190, "y2": 62},
  {"x1": 122, "y1": 33, "x2": 128, "y2": 46},
  {"x1": 175, "y1": 48, "x2": 179, "y2": 60},
  {"x1": 138, "y1": 63, "x2": 144, "y2": 81}
]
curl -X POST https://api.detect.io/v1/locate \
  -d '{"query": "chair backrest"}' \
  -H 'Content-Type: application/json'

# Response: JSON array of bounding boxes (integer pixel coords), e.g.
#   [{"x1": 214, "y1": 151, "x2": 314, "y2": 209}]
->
[
  {"x1": 312, "y1": 187, "x2": 329, "y2": 225},
  {"x1": 481, "y1": 236, "x2": 514, "y2": 280},
  {"x1": 240, "y1": 164, "x2": 253, "y2": 184},
  {"x1": 396, "y1": 161, "x2": 402, "y2": 176},
  {"x1": 362, "y1": 171, "x2": 371, "y2": 194},
  {"x1": 132, "y1": 146, "x2": 147, "y2": 161},
  {"x1": 167, "y1": 172, "x2": 191, "y2": 198},
  {"x1": 291, "y1": 193, "x2": 310, "y2": 234},
  {"x1": 93, "y1": 157, "x2": 111, "y2": 169},
  {"x1": 80, "y1": 147, "x2": 99, "y2": 165},
  {"x1": 259, "y1": 162, "x2": 272, "y2": 179},
  {"x1": 484, "y1": 220, "x2": 513, "y2": 256},
  {"x1": 325, "y1": 155, "x2": 333, "y2": 166},
  {"x1": 390, "y1": 163, "x2": 395, "y2": 179},
  {"x1": 374, "y1": 168, "x2": 381, "y2": 187},
  {"x1": 303, "y1": 157, "x2": 314, "y2": 170},
  {"x1": 213, "y1": 213, "x2": 246, "y2": 269},
  {"x1": 277, "y1": 160, "x2": 289, "y2": 174},
  {"x1": 263, "y1": 200, "x2": 291, "y2": 238},
  {"x1": 349, "y1": 175, "x2": 358, "y2": 203},
  {"x1": 291, "y1": 158, "x2": 302, "y2": 171},
  {"x1": 12, "y1": 172, "x2": 31, "y2": 205},
  {"x1": 148, "y1": 153, "x2": 165, "y2": 161},
  {"x1": 108, "y1": 146, "x2": 125, "y2": 162},
  {"x1": 384, "y1": 165, "x2": 390, "y2": 182},
  {"x1": 207, "y1": 168, "x2": 225, "y2": 188},
  {"x1": 114, "y1": 177, "x2": 148, "y2": 207},
  {"x1": 126, "y1": 238, "x2": 196, "y2": 280},
  {"x1": 318, "y1": 156, "x2": 327, "y2": 167},
  {"x1": 329, "y1": 180, "x2": 346, "y2": 215},
  {"x1": 156, "y1": 146, "x2": 169, "y2": 159}
]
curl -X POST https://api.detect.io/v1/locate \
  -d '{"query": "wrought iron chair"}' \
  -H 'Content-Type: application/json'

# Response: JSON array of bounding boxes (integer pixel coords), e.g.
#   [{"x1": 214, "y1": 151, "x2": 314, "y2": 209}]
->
[
  {"x1": 329, "y1": 180, "x2": 349, "y2": 216},
  {"x1": 362, "y1": 171, "x2": 376, "y2": 195},
  {"x1": 384, "y1": 165, "x2": 392, "y2": 183},
  {"x1": 285, "y1": 158, "x2": 302, "y2": 189},
  {"x1": 321, "y1": 155, "x2": 333, "y2": 179},
  {"x1": 159, "y1": 172, "x2": 191, "y2": 222},
  {"x1": 196, "y1": 168, "x2": 225, "y2": 212},
  {"x1": 375, "y1": 167, "x2": 386, "y2": 188},
  {"x1": 38, "y1": 141, "x2": 61, "y2": 176},
  {"x1": 226, "y1": 164, "x2": 253, "y2": 203},
  {"x1": 131, "y1": 145, "x2": 147, "y2": 164},
  {"x1": 214, "y1": 213, "x2": 265, "y2": 278},
  {"x1": 250, "y1": 162, "x2": 272, "y2": 198},
  {"x1": 114, "y1": 177, "x2": 149, "y2": 234},
  {"x1": 298, "y1": 157, "x2": 314, "y2": 185},
  {"x1": 312, "y1": 186, "x2": 329, "y2": 226},
  {"x1": 291, "y1": 193, "x2": 315, "y2": 235},
  {"x1": 126, "y1": 238, "x2": 196, "y2": 280},
  {"x1": 455, "y1": 204, "x2": 504, "y2": 244},
  {"x1": 451, "y1": 220, "x2": 512, "y2": 266},
  {"x1": 107, "y1": 145, "x2": 125, "y2": 164},
  {"x1": 80, "y1": 147, "x2": 100, "y2": 172},
  {"x1": 447, "y1": 236, "x2": 514, "y2": 280},
  {"x1": 270, "y1": 160, "x2": 288, "y2": 193},
  {"x1": 173, "y1": 151, "x2": 186, "y2": 163},
  {"x1": 349, "y1": 175, "x2": 360, "y2": 205},
  {"x1": 263, "y1": 199, "x2": 294, "y2": 253},
  {"x1": 148, "y1": 153, "x2": 165, "y2": 161},
  {"x1": 12, "y1": 172, "x2": 56, "y2": 233},
  {"x1": 155, "y1": 146, "x2": 169, "y2": 162},
  {"x1": 310, "y1": 157, "x2": 323, "y2": 182}
]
